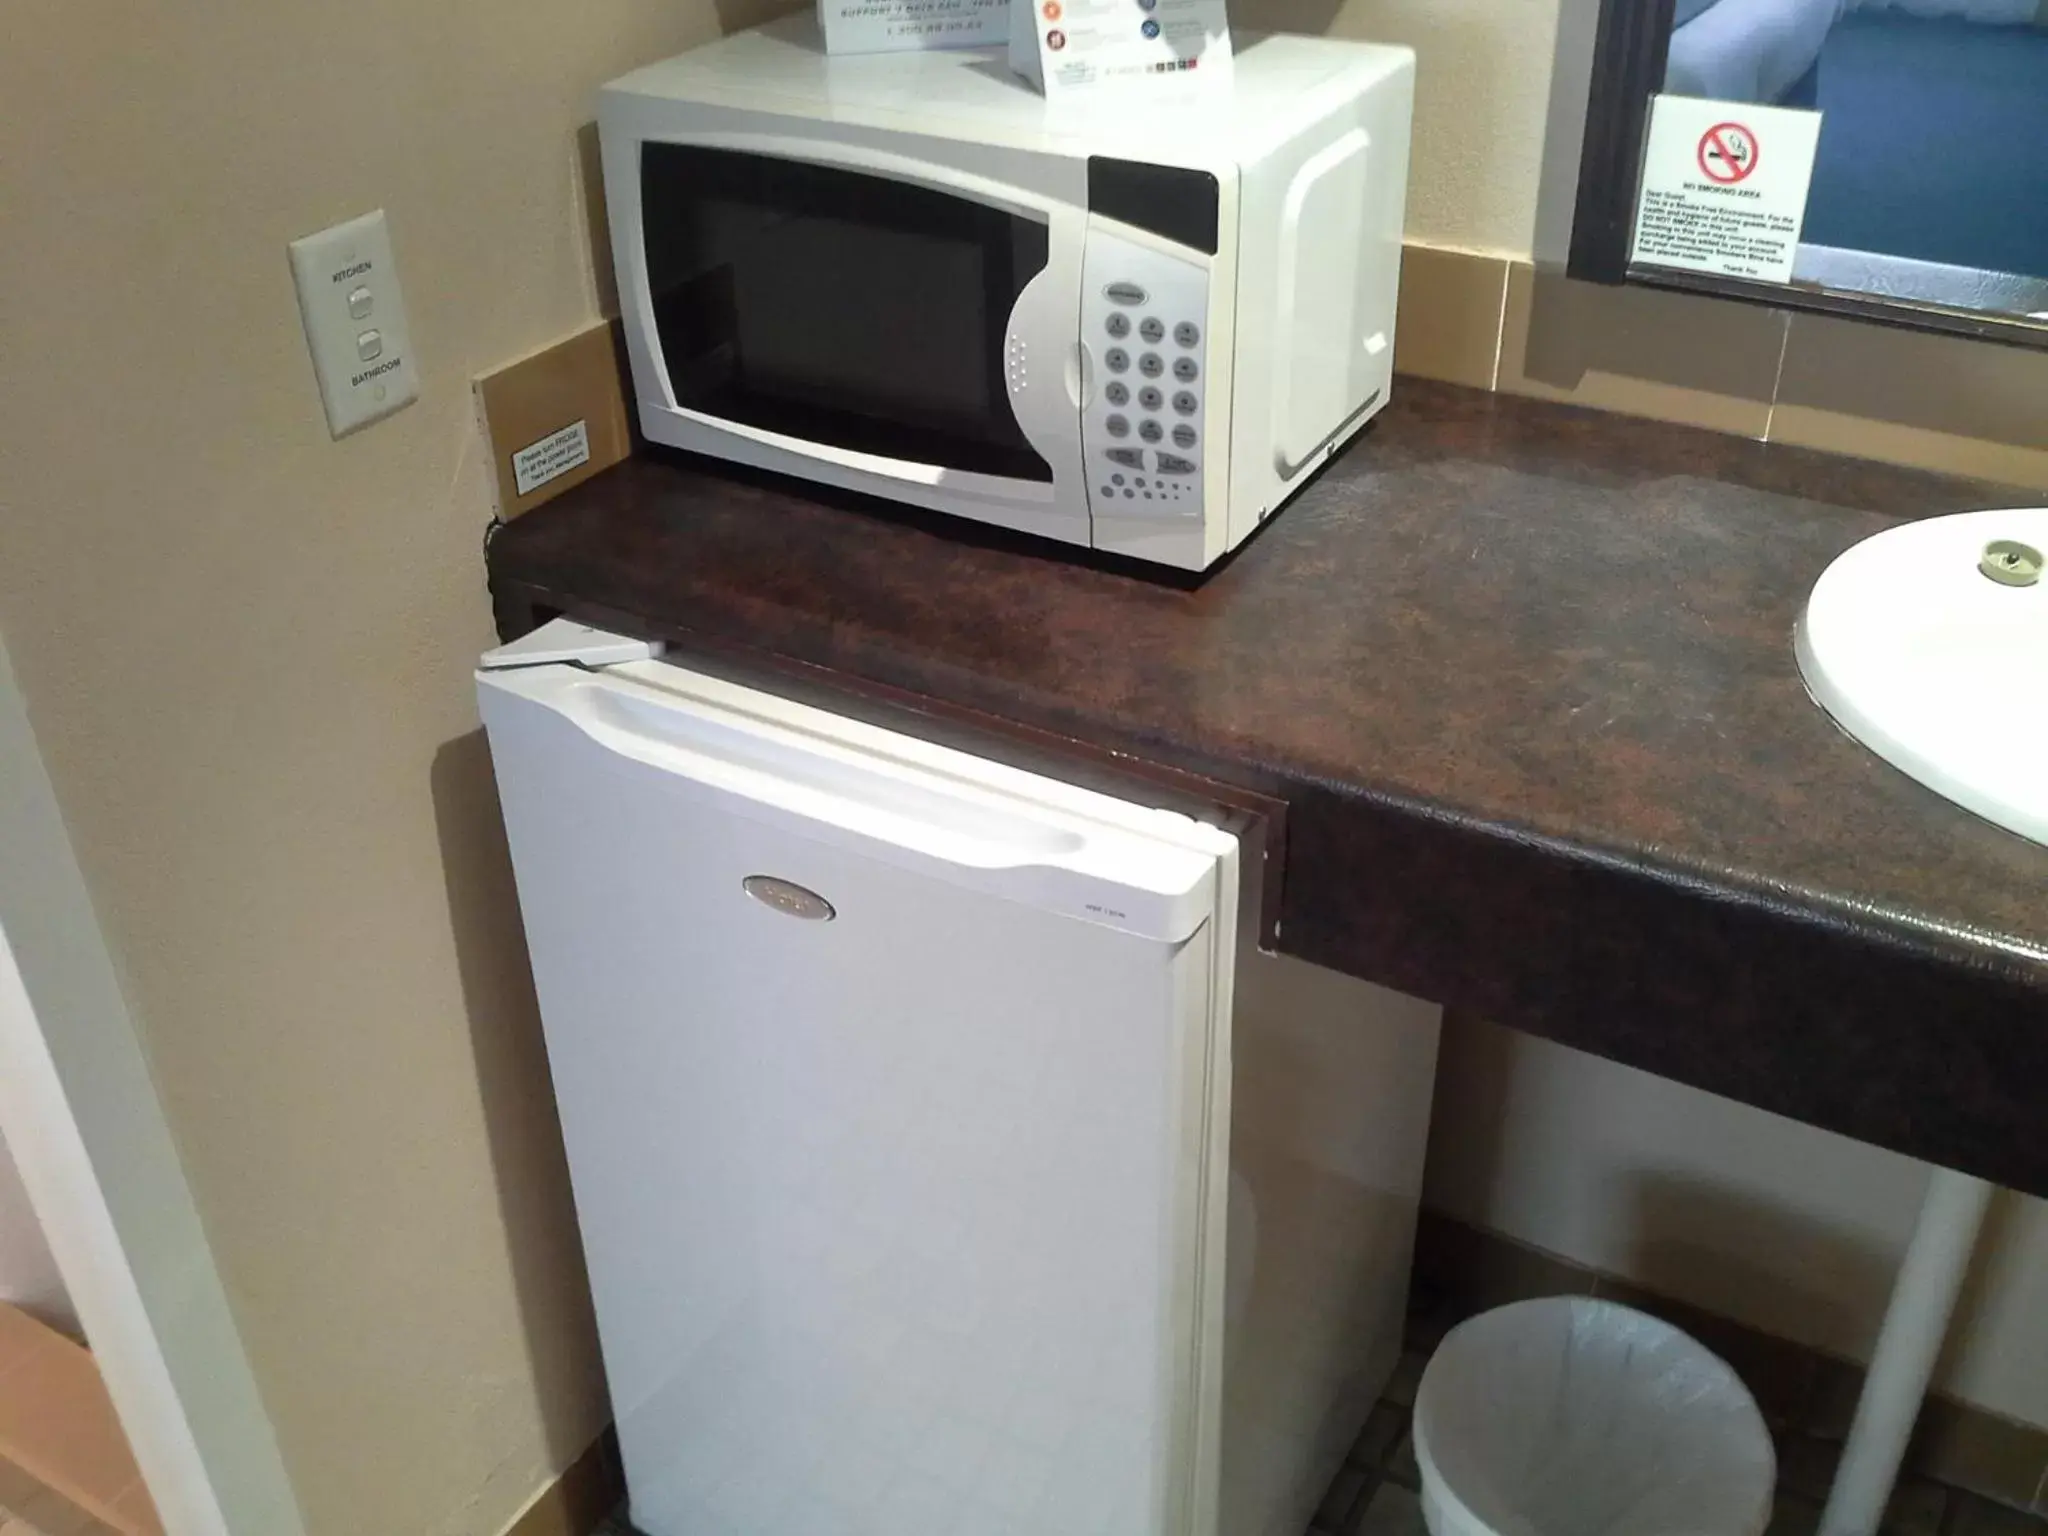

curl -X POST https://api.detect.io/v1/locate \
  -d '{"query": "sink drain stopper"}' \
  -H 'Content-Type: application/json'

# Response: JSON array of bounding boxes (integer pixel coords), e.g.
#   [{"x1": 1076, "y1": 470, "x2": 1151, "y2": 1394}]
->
[{"x1": 1980, "y1": 540, "x2": 2042, "y2": 587}]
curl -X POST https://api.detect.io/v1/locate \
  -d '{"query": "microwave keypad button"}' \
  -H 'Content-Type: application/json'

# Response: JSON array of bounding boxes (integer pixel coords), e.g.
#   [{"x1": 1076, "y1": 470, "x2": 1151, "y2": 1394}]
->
[
  {"x1": 1172, "y1": 390, "x2": 1198, "y2": 415},
  {"x1": 1105, "y1": 347, "x2": 1130, "y2": 374},
  {"x1": 1172, "y1": 423, "x2": 1198, "y2": 449},
  {"x1": 1105, "y1": 282, "x2": 1148, "y2": 306},
  {"x1": 1104, "y1": 381, "x2": 1130, "y2": 406},
  {"x1": 1105, "y1": 313, "x2": 1131, "y2": 339},
  {"x1": 1139, "y1": 317, "x2": 1165, "y2": 344},
  {"x1": 1105, "y1": 447, "x2": 1144, "y2": 468},
  {"x1": 1155, "y1": 453, "x2": 1197, "y2": 475},
  {"x1": 1138, "y1": 353, "x2": 1164, "y2": 378},
  {"x1": 1138, "y1": 385, "x2": 1164, "y2": 412},
  {"x1": 1174, "y1": 321, "x2": 1201, "y2": 348},
  {"x1": 1138, "y1": 419, "x2": 1164, "y2": 444},
  {"x1": 1173, "y1": 357, "x2": 1199, "y2": 383},
  {"x1": 1106, "y1": 414, "x2": 1131, "y2": 438}
]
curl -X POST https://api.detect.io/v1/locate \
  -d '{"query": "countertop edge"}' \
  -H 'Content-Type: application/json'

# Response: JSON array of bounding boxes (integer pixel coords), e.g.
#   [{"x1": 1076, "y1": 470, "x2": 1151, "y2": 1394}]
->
[{"x1": 491, "y1": 570, "x2": 2046, "y2": 997}]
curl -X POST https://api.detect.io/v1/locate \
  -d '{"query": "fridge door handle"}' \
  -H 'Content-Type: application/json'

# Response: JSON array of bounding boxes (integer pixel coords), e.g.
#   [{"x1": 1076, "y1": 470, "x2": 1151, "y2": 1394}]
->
[
  {"x1": 479, "y1": 660, "x2": 1227, "y2": 941},
  {"x1": 549, "y1": 670, "x2": 1104, "y2": 868}
]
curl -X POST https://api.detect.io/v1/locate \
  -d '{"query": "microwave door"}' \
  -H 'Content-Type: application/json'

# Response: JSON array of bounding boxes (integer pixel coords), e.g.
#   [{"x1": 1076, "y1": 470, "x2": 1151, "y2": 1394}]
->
[{"x1": 635, "y1": 144, "x2": 1087, "y2": 535}]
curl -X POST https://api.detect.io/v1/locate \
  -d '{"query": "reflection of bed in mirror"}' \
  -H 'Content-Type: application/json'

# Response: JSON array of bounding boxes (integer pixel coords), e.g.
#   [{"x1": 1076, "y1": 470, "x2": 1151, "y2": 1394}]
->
[
  {"x1": 1661, "y1": 0, "x2": 2048, "y2": 316},
  {"x1": 1666, "y1": 0, "x2": 1843, "y2": 105},
  {"x1": 1666, "y1": 0, "x2": 2039, "y2": 107}
]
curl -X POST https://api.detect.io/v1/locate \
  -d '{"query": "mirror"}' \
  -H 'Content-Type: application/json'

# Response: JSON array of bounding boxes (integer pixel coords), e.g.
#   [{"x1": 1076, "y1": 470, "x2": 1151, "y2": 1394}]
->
[{"x1": 1661, "y1": 0, "x2": 2048, "y2": 320}]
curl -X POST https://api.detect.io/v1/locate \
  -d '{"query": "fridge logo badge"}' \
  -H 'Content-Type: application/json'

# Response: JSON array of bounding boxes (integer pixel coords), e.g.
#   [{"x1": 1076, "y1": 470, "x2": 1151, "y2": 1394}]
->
[{"x1": 743, "y1": 875, "x2": 836, "y2": 922}]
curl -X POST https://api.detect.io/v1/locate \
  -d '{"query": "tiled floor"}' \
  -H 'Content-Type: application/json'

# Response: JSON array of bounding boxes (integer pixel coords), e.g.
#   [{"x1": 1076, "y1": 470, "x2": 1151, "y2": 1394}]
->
[
  {"x1": 1310, "y1": 1346, "x2": 2048, "y2": 1536},
  {"x1": 597, "y1": 1325, "x2": 2048, "y2": 1536},
  {"x1": 0, "y1": 1454, "x2": 126, "y2": 1536},
  {"x1": 0, "y1": 1305, "x2": 161, "y2": 1536}
]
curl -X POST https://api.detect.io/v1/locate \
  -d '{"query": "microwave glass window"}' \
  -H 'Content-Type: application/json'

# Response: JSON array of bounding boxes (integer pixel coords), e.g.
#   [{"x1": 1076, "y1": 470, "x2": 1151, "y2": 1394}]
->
[{"x1": 641, "y1": 145, "x2": 1053, "y2": 482}]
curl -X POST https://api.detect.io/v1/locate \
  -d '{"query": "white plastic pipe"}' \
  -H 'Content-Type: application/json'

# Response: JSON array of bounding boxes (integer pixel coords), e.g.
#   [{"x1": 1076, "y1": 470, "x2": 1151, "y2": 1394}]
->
[{"x1": 1818, "y1": 1167, "x2": 1994, "y2": 1536}]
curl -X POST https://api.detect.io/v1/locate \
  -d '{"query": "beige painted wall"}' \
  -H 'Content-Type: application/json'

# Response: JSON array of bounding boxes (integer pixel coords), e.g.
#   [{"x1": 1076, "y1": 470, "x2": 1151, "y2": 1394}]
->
[
  {"x1": 1241, "y1": 0, "x2": 1566, "y2": 254},
  {"x1": 0, "y1": 0, "x2": 787, "y2": 1532},
  {"x1": 0, "y1": 1127, "x2": 73, "y2": 1335},
  {"x1": 1426, "y1": 1017, "x2": 2048, "y2": 1429}
]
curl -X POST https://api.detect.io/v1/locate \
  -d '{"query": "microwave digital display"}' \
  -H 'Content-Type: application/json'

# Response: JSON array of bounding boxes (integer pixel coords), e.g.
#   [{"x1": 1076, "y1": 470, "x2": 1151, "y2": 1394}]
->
[{"x1": 641, "y1": 144, "x2": 1053, "y2": 482}]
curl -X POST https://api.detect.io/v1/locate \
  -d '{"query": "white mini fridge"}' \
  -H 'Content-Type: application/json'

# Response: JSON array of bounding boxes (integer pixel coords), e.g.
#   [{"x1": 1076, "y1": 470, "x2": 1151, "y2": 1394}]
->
[{"x1": 478, "y1": 622, "x2": 1441, "y2": 1536}]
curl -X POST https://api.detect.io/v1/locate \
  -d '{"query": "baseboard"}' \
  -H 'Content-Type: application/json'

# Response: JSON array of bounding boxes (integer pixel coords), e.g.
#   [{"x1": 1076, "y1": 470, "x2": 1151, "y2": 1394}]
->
[
  {"x1": 498, "y1": 1426, "x2": 625, "y2": 1536},
  {"x1": 1392, "y1": 245, "x2": 1511, "y2": 389},
  {"x1": 1412, "y1": 1210, "x2": 2048, "y2": 1515}
]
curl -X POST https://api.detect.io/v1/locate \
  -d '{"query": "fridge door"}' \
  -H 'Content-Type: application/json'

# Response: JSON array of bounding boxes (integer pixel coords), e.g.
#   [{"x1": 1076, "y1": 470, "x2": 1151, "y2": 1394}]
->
[{"x1": 478, "y1": 655, "x2": 1239, "y2": 1536}]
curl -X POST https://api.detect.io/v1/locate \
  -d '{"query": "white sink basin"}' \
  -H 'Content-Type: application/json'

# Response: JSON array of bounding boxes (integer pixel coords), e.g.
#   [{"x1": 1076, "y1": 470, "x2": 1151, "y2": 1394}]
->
[{"x1": 1797, "y1": 507, "x2": 2046, "y2": 846}]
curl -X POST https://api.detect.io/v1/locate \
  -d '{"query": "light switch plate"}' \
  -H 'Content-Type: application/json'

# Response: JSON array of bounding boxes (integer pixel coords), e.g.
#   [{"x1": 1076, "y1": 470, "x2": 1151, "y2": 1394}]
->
[{"x1": 288, "y1": 209, "x2": 419, "y2": 438}]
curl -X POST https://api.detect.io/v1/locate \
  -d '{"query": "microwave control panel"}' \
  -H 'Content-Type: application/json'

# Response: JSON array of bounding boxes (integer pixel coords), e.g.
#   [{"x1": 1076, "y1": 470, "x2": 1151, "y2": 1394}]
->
[{"x1": 1081, "y1": 228, "x2": 1209, "y2": 521}]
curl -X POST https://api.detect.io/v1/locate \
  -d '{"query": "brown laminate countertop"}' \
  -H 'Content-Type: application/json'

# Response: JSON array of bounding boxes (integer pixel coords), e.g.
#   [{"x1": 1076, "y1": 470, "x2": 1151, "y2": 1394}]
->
[{"x1": 488, "y1": 381, "x2": 2048, "y2": 1197}]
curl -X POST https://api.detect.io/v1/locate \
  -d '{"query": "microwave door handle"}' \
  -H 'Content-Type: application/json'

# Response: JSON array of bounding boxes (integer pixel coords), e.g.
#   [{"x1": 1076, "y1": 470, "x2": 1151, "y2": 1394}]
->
[{"x1": 1003, "y1": 261, "x2": 1085, "y2": 463}]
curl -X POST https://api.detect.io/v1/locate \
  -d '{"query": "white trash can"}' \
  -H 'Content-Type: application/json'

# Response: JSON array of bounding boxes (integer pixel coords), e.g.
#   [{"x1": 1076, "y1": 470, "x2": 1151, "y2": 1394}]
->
[{"x1": 1413, "y1": 1296, "x2": 1776, "y2": 1536}]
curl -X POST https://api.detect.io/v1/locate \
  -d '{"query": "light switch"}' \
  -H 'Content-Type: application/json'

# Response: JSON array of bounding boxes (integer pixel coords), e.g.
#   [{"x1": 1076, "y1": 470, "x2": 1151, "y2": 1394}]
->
[{"x1": 288, "y1": 209, "x2": 419, "y2": 437}]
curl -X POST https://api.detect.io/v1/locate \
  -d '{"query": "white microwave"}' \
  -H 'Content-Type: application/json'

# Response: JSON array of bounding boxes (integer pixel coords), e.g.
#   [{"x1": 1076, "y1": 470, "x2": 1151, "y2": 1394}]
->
[{"x1": 599, "y1": 18, "x2": 1413, "y2": 571}]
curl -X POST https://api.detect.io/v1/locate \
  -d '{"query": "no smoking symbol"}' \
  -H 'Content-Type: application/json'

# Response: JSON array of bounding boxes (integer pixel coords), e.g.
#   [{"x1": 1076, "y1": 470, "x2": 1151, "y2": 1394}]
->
[{"x1": 1698, "y1": 122, "x2": 1759, "y2": 184}]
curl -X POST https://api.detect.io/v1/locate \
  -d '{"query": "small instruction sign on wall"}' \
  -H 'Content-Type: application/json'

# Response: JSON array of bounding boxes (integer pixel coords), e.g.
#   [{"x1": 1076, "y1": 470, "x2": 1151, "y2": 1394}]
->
[
  {"x1": 513, "y1": 420, "x2": 592, "y2": 498},
  {"x1": 1632, "y1": 96, "x2": 1823, "y2": 286}
]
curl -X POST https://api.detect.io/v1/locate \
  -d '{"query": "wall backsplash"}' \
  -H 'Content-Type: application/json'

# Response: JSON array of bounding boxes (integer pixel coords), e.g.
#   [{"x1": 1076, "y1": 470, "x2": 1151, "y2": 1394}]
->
[{"x1": 1396, "y1": 245, "x2": 2048, "y2": 490}]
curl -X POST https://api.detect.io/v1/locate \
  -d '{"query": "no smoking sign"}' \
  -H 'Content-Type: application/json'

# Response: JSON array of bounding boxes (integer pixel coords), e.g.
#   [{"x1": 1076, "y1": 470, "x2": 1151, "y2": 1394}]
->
[
  {"x1": 1697, "y1": 121, "x2": 1760, "y2": 185},
  {"x1": 1632, "y1": 95, "x2": 1822, "y2": 285}
]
